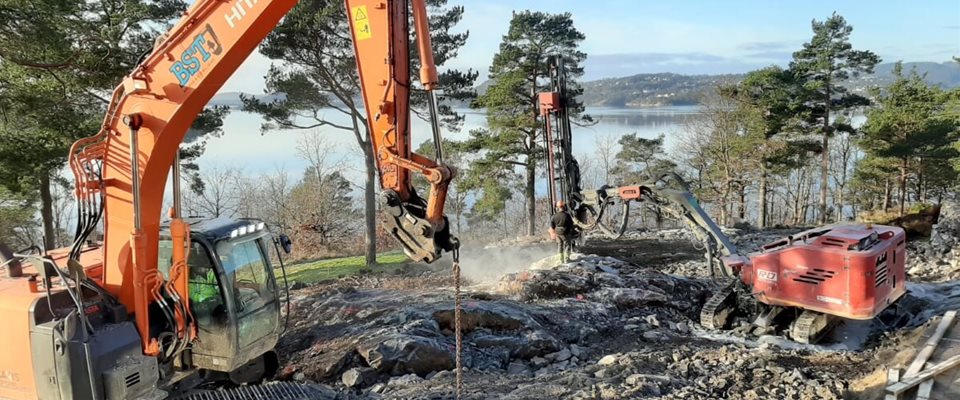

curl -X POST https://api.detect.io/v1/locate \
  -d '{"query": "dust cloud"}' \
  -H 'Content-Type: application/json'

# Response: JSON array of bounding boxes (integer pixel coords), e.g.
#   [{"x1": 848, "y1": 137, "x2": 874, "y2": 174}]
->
[{"x1": 455, "y1": 242, "x2": 557, "y2": 283}]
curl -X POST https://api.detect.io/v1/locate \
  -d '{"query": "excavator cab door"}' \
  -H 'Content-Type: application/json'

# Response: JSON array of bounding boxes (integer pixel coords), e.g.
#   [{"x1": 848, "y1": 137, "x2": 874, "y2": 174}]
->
[
  {"x1": 158, "y1": 233, "x2": 280, "y2": 375},
  {"x1": 214, "y1": 235, "x2": 280, "y2": 352}
]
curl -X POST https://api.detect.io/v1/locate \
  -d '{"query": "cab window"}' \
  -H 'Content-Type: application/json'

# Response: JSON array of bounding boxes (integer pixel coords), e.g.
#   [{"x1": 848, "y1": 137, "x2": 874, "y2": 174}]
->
[
  {"x1": 217, "y1": 238, "x2": 274, "y2": 315},
  {"x1": 158, "y1": 240, "x2": 226, "y2": 328}
]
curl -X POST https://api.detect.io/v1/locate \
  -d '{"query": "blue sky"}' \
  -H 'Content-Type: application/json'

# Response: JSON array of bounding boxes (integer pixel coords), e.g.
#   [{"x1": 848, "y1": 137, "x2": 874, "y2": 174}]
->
[{"x1": 221, "y1": 0, "x2": 959, "y2": 92}]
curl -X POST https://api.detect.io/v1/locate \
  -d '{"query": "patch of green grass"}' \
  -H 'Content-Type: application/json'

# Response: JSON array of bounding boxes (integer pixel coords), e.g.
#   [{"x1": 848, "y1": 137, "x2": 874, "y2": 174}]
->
[{"x1": 278, "y1": 251, "x2": 409, "y2": 285}]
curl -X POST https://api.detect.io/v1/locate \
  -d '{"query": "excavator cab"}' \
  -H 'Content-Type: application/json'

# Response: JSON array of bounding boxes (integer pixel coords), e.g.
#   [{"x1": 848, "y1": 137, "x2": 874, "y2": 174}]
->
[{"x1": 157, "y1": 217, "x2": 283, "y2": 383}]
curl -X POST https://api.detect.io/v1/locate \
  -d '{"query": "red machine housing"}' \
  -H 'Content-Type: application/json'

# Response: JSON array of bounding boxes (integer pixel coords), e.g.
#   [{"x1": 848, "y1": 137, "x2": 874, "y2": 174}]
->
[
  {"x1": 538, "y1": 92, "x2": 561, "y2": 115},
  {"x1": 743, "y1": 224, "x2": 907, "y2": 320}
]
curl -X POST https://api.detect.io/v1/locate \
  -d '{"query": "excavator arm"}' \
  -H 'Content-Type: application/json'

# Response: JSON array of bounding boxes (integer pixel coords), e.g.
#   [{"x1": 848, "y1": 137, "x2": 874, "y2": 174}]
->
[{"x1": 67, "y1": 0, "x2": 455, "y2": 358}]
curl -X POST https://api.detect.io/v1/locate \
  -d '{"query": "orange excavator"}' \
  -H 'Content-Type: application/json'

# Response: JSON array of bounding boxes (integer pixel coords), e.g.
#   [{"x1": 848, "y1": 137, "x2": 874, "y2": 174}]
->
[{"x1": 0, "y1": 0, "x2": 458, "y2": 399}]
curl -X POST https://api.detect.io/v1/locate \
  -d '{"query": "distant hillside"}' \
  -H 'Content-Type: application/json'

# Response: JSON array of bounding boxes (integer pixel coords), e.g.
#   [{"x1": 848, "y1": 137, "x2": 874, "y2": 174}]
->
[
  {"x1": 577, "y1": 61, "x2": 960, "y2": 108},
  {"x1": 581, "y1": 73, "x2": 741, "y2": 107},
  {"x1": 209, "y1": 92, "x2": 286, "y2": 108},
  {"x1": 860, "y1": 61, "x2": 960, "y2": 89},
  {"x1": 214, "y1": 62, "x2": 959, "y2": 110}
]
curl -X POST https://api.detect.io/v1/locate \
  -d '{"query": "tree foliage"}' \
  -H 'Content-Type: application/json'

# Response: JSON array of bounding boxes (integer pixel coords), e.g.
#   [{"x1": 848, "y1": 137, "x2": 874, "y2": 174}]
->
[
  {"x1": 861, "y1": 63, "x2": 959, "y2": 214},
  {"x1": 790, "y1": 11, "x2": 880, "y2": 223},
  {"x1": 0, "y1": 0, "x2": 230, "y2": 248},
  {"x1": 721, "y1": 66, "x2": 820, "y2": 226},
  {"x1": 613, "y1": 133, "x2": 675, "y2": 183},
  {"x1": 463, "y1": 10, "x2": 588, "y2": 236}
]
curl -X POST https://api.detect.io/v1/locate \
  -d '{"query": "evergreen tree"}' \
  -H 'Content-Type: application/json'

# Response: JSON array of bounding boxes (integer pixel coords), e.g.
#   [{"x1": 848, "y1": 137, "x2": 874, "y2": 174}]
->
[
  {"x1": 613, "y1": 133, "x2": 675, "y2": 183},
  {"x1": 790, "y1": 12, "x2": 880, "y2": 223},
  {"x1": 0, "y1": 0, "x2": 223, "y2": 249},
  {"x1": 723, "y1": 66, "x2": 819, "y2": 227},
  {"x1": 463, "y1": 10, "x2": 588, "y2": 236},
  {"x1": 861, "y1": 63, "x2": 959, "y2": 215}
]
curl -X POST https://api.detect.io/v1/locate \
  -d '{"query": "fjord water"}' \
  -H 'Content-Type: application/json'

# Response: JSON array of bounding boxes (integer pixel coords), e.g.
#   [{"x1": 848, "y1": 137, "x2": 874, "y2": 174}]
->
[{"x1": 199, "y1": 106, "x2": 702, "y2": 179}]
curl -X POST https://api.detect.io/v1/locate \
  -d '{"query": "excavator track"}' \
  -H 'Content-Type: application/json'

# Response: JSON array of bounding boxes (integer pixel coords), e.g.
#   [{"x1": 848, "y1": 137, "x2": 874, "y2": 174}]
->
[
  {"x1": 173, "y1": 382, "x2": 332, "y2": 400},
  {"x1": 789, "y1": 310, "x2": 839, "y2": 344},
  {"x1": 700, "y1": 280, "x2": 738, "y2": 330}
]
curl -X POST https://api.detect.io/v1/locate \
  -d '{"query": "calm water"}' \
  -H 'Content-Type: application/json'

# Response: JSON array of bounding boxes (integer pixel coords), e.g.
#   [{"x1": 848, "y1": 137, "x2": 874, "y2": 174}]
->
[{"x1": 198, "y1": 106, "x2": 702, "y2": 181}]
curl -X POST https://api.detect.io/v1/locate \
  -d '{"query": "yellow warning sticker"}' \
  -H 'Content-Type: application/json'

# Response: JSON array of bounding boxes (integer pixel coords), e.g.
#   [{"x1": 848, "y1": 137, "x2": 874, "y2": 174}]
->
[{"x1": 352, "y1": 5, "x2": 371, "y2": 40}]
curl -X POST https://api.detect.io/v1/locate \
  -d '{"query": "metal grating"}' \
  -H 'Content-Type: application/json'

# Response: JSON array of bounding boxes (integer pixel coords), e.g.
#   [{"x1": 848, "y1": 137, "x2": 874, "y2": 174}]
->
[
  {"x1": 876, "y1": 252, "x2": 889, "y2": 287},
  {"x1": 124, "y1": 372, "x2": 140, "y2": 388},
  {"x1": 174, "y1": 382, "x2": 328, "y2": 400},
  {"x1": 820, "y1": 238, "x2": 848, "y2": 248},
  {"x1": 792, "y1": 268, "x2": 837, "y2": 285}
]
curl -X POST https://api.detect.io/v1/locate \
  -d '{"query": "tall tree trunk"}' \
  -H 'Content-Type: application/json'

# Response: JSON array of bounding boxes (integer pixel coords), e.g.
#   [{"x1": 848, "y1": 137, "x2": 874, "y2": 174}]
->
[
  {"x1": 502, "y1": 200, "x2": 510, "y2": 237},
  {"x1": 792, "y1": 169, "x2": 806, "y2": 225},
  {"x1": 899, "y1": 158, "x2": 908, "y2": 217},
  {"x1": 916, "y1": 157, "x2": 925, "y2": 204},
  {"x1": 835, "y1": 184, "x2": 845, "y2": 222},
  {"x1": 525, "y1": 156, "x2": 536, "y2": 236},
  {"x1": 361, "y1": 140, "x2": 377, "y2": 268},
  {"x1": 850, "y1": 185, "x2": 858, "y2": 220},
  {"x1": 39, "y1": 172, "x2": 55, "y2": 250},
  {"x1": 720, "y1": 181, "x2": 730, "y2": 226},
  {"x1": 883, "y1": 177, "x2": 891, "y2": 211},
  {"x1": 801, "y1": 173, "x2": 813, "y2": 225},
  {"x1": 758, "y1": 167, "x2": 768, "y2": 228},
  {"x1": 737, "y1": 183, "x2": 746, "y2": 221},
  {"x1": 819, "y1": 83, "x2": 831, "y2": 224}
]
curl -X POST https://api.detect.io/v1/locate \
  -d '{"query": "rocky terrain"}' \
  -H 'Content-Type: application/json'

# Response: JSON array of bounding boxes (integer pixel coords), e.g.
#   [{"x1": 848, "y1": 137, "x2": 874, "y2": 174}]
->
[
  {"x1": 907, "y1": 197, "x2": 960, "y2": 282},
  {"x1": 215, "y1": 200, "x2": 960, "y2": 400}
]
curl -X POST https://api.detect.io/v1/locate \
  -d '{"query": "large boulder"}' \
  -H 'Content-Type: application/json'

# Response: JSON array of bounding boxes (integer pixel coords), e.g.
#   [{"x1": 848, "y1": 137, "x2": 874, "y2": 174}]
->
[
  {"x1": 590, "y1": 287, "x2": 669, "y2": 308},
  {"x1": 931, "y1": 197, "x2": 960, "y2": 254},
  {"x1": 513, "y1": 330, "x2": 564, "y2": 359},
  {"x1": 358, "y1": 334, "x2": 454, "y2": 376},
  {"x1": 517, "y1": 270, "x2": 593, "y2": 300},
  {"x1": 341, "y1": 367, "x2": 377, "y2": 388},
  {"x1": 432, "y1": 301, "x2": 538, "y2": 332}
]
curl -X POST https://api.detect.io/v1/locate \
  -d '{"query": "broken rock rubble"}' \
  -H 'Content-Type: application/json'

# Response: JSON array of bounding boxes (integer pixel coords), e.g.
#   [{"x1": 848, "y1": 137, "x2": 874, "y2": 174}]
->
[
  {"x1": 909, "y1": 195, "x2": 960, "y2": 281},
  {"x1": 275, "y1": 253, "x2": 712, "y2": 395},
  {"x1": 272, "y1": 235, "x2": 941, "y2": 399}
]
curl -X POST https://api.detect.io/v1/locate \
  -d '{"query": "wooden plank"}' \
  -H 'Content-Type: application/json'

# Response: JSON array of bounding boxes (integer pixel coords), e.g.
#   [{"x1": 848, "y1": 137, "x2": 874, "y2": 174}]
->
[
  {"x1": 905, "y1": 310, "x2": 958, "y2": 378},
  {"x1": 885, "y1": 369, "x2": 902, "y2": 400},
  {"x1": 887, "y1": 354, "x2": 960, "y2": 395},
  {"x1": 888, "y1": 368, "x2": 901, "y2": 384},
  {"x1": 916, "y1": 380, "x2": 934, "y2": 400}
]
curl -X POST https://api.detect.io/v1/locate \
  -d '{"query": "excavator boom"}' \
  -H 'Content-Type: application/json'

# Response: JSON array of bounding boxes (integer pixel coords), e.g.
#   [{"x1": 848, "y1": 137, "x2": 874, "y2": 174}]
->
[{"x1": 1, "y1": 1, "x2": 458, "y2": 399}]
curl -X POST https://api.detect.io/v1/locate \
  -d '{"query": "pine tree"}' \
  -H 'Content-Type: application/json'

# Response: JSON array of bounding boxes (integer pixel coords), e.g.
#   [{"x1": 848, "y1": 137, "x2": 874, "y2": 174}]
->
[
  {"x1": 790, "y1": 12, "x2": 880, "y2": 224},
  {"x1": 613, "y1": 133, "x2": 676, "y2": 183},
  {"x1": 0, "y1": 0, "x2": 223, "y2": 249},
  {"x1": 723, "y1": 66, "x2": 819, "y2": 227},
  {"x1": 861, "y1": 63, "x2": 959, "y2": 215}
]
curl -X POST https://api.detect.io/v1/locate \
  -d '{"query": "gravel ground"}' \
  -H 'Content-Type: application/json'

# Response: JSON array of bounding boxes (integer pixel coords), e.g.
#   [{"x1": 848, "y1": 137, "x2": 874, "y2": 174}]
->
[{"x1": 259, "y1": 203, "x2": 960, "y2": 400}]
